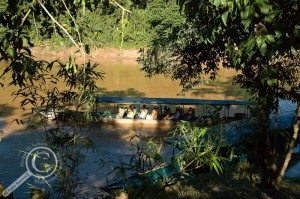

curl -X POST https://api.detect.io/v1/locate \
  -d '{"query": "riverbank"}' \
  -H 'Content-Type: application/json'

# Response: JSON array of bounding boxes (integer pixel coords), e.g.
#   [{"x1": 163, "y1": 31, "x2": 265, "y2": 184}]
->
[{"x1": 30, "y1": 46, "x2": 140, "y2": 65}]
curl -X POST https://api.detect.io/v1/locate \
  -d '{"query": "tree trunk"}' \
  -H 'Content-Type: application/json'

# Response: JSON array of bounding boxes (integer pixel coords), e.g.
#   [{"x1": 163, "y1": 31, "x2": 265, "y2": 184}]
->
[
  {"x1": 256, "y1": 102, "x2": 274, "y2": 187},
  {"x1": 274, "y1": 101, "x2": 300, "y2": 186}
]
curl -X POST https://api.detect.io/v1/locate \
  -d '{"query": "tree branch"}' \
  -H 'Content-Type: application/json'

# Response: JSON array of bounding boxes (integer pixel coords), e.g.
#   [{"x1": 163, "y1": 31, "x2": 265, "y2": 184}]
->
[
  {"x1": 37, "y1": 0, "x2": 81, "y2": 51},
  {"x1": 275, "y1": 102, "x2": 300, "y2": 185},
  {"x1": 109, "y1": 0, "x2": 131, "y2": 55},
  {"x1": 110, "y1": 0, "x2": 131, "y2": 13}
]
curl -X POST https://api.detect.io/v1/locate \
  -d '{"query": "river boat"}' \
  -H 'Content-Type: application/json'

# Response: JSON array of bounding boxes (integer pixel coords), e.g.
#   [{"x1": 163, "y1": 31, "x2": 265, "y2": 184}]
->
[
  {"x1": 31, "y1": 97, "x2": 253, "y2": 135},
  {"x1": 95, "y1": 96, "x2": 252, "y2": 133},
  {"x1": 31, "y1": 107, "x2": 62, "y2": 120}
]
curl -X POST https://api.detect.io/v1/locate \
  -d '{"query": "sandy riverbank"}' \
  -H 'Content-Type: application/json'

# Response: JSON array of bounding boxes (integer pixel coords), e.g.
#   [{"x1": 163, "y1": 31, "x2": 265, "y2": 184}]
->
[{"x1": 31, "y1": 46, "x2": 140, "y2": 65}]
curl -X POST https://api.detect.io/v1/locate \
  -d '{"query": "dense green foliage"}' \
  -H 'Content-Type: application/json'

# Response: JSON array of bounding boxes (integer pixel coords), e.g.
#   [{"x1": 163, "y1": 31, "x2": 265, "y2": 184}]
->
[
  {"x1": 138, "y1": 0, "x2": 300, "y2": 189},
  {"x1": 1, "y1": 0, "x2": 299, "y2": 196},
  {"x1": 0, "y1": 0, "x2": 153, "y2": 49},
  {"x1": 0, "y1": 1, "x2": 106, "y2": 197},
  {"x1": 0, "y1": 0, "x2": 189, "y2": 52},
  {"x1": 171, "y1": 121, "x2": 233, "y2": 174}
]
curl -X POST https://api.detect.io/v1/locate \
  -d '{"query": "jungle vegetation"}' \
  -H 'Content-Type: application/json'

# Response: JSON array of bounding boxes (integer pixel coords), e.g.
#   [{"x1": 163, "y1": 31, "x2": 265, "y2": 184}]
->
[
  {"x1": 0, "y1": 0, "x2": 299, "y2": 197},
  {"x1": 138, "y1": 0, "x2": 300, "y2": 189},
  {"x1": 0, "y1": 0, "x2": 182, "y2": 50}
]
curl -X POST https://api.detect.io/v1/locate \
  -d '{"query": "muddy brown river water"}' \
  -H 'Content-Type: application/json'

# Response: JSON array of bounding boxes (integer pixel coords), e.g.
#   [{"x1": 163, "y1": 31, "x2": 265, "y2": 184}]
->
[
  {"x1": 0, "y1": 49, "x2": 247, "y2": 198},
  {"x1": 0, "y1": 48, "x2": 246, "y2": 135}
]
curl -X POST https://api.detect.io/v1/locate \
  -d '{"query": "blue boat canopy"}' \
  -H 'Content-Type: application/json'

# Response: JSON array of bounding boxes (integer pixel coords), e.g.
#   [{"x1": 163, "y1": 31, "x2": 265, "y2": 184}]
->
[{"x1": 95, "y1": 96, "x2": 253, "y2": 106}]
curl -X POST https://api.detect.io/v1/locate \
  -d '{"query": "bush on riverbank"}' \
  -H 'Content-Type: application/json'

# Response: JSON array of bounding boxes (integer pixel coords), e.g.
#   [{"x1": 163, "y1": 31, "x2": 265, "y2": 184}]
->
[{"x1": 106, "y1": 162, "x2": 300, "y2": 199}]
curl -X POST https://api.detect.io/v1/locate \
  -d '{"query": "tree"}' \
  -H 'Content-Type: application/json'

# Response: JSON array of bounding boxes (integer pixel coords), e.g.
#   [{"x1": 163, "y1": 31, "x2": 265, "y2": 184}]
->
[
  {"x1": 0, "y1": 1, "x2": 105, "y2": 197},
  {"x1": 138, "y1": 0, "x2": 300, "y2": 189},
  {"x1": 0, "y1": 0, "x2": 151, "y2": 51}
]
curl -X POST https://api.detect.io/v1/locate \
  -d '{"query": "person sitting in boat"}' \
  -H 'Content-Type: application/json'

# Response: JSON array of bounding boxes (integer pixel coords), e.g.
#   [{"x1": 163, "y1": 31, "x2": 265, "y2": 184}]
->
[
  {"x1": 151, "y1": 106, "x2": 158, "y2": 120},
  {"x1": 116, "y1": 106, "x2": 126, "y2": 118},
  {"x1": 184, "y1": 107, "x2": 195, "y2": 121},
  {"x1": 146, "y1": 106, "x2": 158, "y2": 120},
  {"x1": 162, "y1": 106, "x2": 171, "y2": 120},
  {"x1": 169, "y1": 106, "x2": 182, "y2": 120},
  {"x1": 125, "y1": 105, "x2": 135, "y2": 119},
  {"x1": 136, "y1": 104, "x2": 148, "y2": 119}
]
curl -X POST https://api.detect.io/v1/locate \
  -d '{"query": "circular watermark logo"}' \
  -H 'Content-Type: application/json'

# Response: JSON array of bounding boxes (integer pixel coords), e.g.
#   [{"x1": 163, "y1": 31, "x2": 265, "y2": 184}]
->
[
  {"x1": 26, "y1": 146, "x2": 58, "y2": 179},
  {"x1": 2, "y1": 142, "x2": 61, "y2": 197}
]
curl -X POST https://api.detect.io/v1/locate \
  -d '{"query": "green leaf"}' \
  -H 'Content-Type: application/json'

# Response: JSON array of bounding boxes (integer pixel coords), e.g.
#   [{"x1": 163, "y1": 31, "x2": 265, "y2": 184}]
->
[
  {"x1": 241, "y1": 6, "x2": 255, "y2": 28},
  {"x1": 264, "y1": 10, "x2": 281, "y2": 23},
  {"x1": 267, "y1": 79, "x2": 276, "y2": 86},
  {"x1": 256, "y1": 36, "x2": 265, "y2": 48},
  {"x1": 265, "y1": 35, "x2": 275, "y2": 44},
  {"x1": 177, "y1": 0, "x2": 185, "y2": 12},
  {"x1": 275, "y1": 30, "x2": 282, "y2": 38},
  {"x1": 2, "y1": 38, "x2": 8, "y2": 49},
  {"x1": 65, "y1": 63, "x2": 70, "y2": 70},
  {"x1": 221, "y1": 11, "x2": 229, "y2": 26},
  {"x1": 212, "y1": 0, "x2": 221, "y2": 7},
  {"x1": 241, "y1": 18, "x2": 252, "y2": 28},
  {"x1": 245, "y1": 36, "x2": 255, "y2": 52},
  {"x1": 264, "y1": 15, "x2": 274, "y2": 23},
  {"x1": 260, "y1": 42, "x2": 268, "y2": 56},
  {"x1": 212, "y1": 158, "x2": 222, "y2": 174},
  {"x1": 294, "y1": 25, "x2": 300, "y2": 37},
  {"x1": 7, "y1": 48, "x2": 16, "y2": 59},
  {"x1": 221, "y1": 0, "x2": 227, "y2": 6},
  {"x1": 241, "y1": 5, "x2": 255, "y2": 20},
  {"x1": 256, "y1": 0, "x2": 273, "y2": 15}
]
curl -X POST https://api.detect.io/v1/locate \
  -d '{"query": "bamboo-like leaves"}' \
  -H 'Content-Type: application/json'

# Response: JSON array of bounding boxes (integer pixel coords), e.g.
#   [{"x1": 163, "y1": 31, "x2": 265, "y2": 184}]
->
[{"x1": 171, "y1": 121, "x2": 233, "y2": 174}]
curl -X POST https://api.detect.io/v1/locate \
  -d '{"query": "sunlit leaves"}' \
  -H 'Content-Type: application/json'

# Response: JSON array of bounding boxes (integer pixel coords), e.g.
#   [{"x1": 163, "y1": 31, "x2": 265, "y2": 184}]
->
[
  {"x1": 211, "y1": 0, "x2": 221, "y2": 7},
  {"x1": 240, "y1": 5, "x2": 255, "y2": 28},
  {"x1": 0, "y1": 0, "x2": 8, "y2": 13},
  {"x1": 243, "y1": 0, "x2": 249, "y2": 6},
  {"x1": 171, "y1": 121, "x2": 233, "y2": 174},
  {"x1": 57, "y1": 56, "x2": 105, "y2": 111},
  {"x1": 255, "y1": 0, "x2": 272, "y2": 15},
  {"x1": 255, "y1": 34, "x2": 276, "y2": 56},
  {"x1": 264, "y1": 10, "x2": 281, "y2": 23},
  {"x1": 6, "y1": 47, "x2": 16, "y2": 59},
  {"x1": 139, "y1": 0, "x2": 300, "y2": 188},
  {"x1": 221, "y1": 11, "x2": 228, "y2": 26},
  {"x1": 266, "y1": 79, "x2": 276, "y2": 87},
  {"x1": 65, "y1": 55, "x2": 78, "y2": 73},
  {"x1": 294, "y1": 25, "x2": 300, "y2": 38},
  {"x1": 256, "y1": 36, "x2": 266, "y2": 55}
]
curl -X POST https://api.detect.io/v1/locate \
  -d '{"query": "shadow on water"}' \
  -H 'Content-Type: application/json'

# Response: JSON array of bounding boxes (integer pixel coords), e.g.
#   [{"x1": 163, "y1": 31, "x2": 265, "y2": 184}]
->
[
  {"x1": 190, "y1": 76, "x2": 248, "y2": 100},
  {"x1": 101, "y1": 88, "x2": 146, "y2": 97},
  {"x1": 0, "y1": 129, "x2": 42, "y2": 198},
  {"x1": 0, "y1": 124, "x2": 139, "y2": 198},
  {"x1": 0, "y1": 104, "x2": 17, "y2": 117},
  {"x1": 0, "y1": 104, "x2": 19, "y2": 131}
]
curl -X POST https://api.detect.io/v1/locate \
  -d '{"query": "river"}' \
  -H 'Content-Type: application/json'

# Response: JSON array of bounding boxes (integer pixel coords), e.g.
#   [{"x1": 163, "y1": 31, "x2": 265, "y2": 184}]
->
[
  {"x1": 0, "y1": 48, "x2": 247, "y2": 134},
  {"x1": 0, "y1": 49, "x2": 298, "y2": 198},
  {"x1": 0, "y1": 49, "x2": 245, "y2": 198}
]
